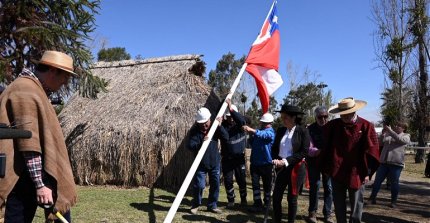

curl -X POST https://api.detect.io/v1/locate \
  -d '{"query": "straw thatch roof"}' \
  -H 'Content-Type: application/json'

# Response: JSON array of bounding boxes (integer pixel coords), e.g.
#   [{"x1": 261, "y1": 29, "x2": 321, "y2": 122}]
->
[{"x1": 59, "y1": 54, "x2": 221, "y2": 189}]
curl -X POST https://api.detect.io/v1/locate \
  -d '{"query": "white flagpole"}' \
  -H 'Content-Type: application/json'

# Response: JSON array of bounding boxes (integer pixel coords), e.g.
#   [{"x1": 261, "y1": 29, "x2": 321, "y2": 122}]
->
[{"x1": 163, "y1": 63, "x2": 248, "y2": 223}]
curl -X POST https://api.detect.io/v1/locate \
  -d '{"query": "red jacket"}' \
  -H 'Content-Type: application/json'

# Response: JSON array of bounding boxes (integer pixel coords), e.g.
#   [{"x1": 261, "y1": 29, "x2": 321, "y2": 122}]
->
[{"x1": 320, "y1": 117, "x2": 380, "y2": 189}]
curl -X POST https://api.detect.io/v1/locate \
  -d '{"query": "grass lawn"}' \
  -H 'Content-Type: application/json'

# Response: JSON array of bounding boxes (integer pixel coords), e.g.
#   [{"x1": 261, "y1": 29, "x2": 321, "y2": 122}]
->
[{"x1": 30, "y1": 154, "x2": 429, "y2": 223}]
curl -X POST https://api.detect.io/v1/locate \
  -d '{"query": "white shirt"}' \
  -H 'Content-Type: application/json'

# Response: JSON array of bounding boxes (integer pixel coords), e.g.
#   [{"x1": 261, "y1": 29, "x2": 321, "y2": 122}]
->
[{"x1": 278, "y1": 126, "x2": 296, "y2": 167}]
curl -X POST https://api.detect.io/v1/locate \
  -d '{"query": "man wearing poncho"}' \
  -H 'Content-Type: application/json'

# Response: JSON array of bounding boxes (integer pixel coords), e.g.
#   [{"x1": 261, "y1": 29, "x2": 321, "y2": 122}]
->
[
  {"x1": 0, "y1": 51, "x2": 78, "y2": 222},
  {"x1": 320, "y1": 97, "x2": 380, "y2": 223}
]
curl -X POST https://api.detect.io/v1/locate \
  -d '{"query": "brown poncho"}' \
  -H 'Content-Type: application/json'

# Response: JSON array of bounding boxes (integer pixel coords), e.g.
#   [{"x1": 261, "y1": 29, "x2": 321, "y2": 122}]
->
[{"x1": 0, "y1": 76, "x2": 77, "y2": 213}]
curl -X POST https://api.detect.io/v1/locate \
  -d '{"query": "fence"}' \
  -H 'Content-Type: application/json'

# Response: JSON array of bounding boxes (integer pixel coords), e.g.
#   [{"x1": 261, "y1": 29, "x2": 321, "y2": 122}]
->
[{"x1": 405, "y1": 142, "x2": 430, "y2": 154}]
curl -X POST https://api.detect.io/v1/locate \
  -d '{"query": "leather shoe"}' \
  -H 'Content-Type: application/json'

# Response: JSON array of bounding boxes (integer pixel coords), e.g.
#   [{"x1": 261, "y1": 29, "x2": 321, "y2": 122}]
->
[
  {"x1": 324, "y1": 214, "x2": 335, "y2": 223},
  {"x1": 308, "y1": 212, "x2": 317, "y2": 223},
  {"x1": 226, "y1": 201, "x2": 234, "y2": 209}
]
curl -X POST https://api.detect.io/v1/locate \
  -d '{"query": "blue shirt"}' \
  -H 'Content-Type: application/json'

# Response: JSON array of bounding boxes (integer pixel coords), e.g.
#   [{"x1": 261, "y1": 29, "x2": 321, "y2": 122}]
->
[{"x1": 250, "y1": 126, "x2": 275, "y2": 166}]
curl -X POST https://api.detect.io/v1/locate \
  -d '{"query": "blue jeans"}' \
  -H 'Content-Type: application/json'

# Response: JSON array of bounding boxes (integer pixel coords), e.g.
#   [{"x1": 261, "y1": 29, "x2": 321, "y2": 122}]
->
[
  {"x1": 308, "y1": 164, "x2": 333, "y2": 217},
  {"x1": 192, "y1": 165, "x2": 220, "y2": 209},
  {"x1": 370, "y1": 163, "x2": 403, "y2": 203}
]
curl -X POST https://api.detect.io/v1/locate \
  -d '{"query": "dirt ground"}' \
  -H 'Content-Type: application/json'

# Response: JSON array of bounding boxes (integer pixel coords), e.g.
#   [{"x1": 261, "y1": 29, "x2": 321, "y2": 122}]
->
[
  {"x1": 357, "y1": 156, "x2": 430, "y2": 223},
  {"x1": 177, "y1": 154, "x2": 430, "y2": 223}
]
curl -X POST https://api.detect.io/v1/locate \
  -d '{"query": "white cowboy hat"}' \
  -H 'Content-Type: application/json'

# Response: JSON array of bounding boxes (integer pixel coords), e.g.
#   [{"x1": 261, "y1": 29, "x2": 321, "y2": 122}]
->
[
  {"x1": 328, "y1": 97, "x2": 367, "y2": 115},
  {"x1": 38, "y1": 50, "x2": 77, "y2": 77}
]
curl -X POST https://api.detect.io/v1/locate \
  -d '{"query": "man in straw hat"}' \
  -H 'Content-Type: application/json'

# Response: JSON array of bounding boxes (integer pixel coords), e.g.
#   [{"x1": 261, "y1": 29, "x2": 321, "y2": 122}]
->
[
  {"x1": 320, "y1": 97, "x2": 380, "y2": 223},
  {"x1": 0, "y1": 50, "x2": 78, "y2": 222}
]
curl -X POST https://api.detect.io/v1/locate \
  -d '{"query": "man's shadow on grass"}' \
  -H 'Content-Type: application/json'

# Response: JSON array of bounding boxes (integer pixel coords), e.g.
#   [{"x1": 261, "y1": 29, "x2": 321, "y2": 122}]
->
[
  {"x1": 129, "y1": 188, "x2": 271, "y2": 223},
  {"x1": 129, "y1": 187, "x2": 193, "y2": 223},
  {"x1": 362, "y1": 212, "x2": 420, "y2": 223}
]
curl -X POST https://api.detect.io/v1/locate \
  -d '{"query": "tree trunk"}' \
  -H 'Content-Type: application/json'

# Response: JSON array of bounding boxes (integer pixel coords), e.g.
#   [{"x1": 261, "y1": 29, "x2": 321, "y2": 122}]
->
[
  {"x1": 414, "y1": 0, "x2": 429, "y2": 163},
  {"x1": 415, "y1": 39, "x2": 428, "y2": 163}
]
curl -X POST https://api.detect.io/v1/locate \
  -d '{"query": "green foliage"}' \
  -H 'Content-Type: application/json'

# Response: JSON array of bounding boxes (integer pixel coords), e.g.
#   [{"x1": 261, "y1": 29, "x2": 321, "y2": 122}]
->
[
  {"x1": 408, "y1": 0, "x2": 429, "y2": 38},
  {"x1": 281, "y1": 82, "x2": 332, "y2": 125},
  {"x1": 386, "y1": 37, "x2": 406, "y2": 62},
  {"x1": 97, "y1": 47, "x2": 131, "y2": 62},
  {"x1": 268, "y1": 95, "x2": 282, "y2": 129},
  {"x1": 284, "y1": 83, "x2": 319, "y2": 115},
  {"x1": 379, "y1": 86, "x2": 414, "y2": 125},
  {"x1": 0, "y1": 0, "x2": 106, "y2": 98},
  {"x1": 208, "y1": 52, "x2": 245, "y2": 101},
  {"x1": 243, "y1": 96, "x2": 279, "y2": 129},
  {"x1": 245, "y1": 98, "x2": 261, "y2": 128}
]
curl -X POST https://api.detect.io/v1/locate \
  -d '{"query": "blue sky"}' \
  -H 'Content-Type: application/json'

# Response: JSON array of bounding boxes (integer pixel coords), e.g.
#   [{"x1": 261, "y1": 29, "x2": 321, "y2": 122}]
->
[{"x1": 92, "y1": 0, "x2": 383, "y2": 122}]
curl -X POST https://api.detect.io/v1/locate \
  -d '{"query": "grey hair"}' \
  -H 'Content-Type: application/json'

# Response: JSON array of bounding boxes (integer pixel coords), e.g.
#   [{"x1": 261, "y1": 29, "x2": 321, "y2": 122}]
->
[{"x1": 314, "y1": 106, "x2": 327, "y2": 116}]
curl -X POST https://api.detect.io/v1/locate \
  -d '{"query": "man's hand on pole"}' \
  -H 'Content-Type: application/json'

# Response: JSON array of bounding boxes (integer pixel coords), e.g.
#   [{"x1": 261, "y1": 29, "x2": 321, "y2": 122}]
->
[{"x1": 37, "y1": 186, "x2": 53, "y2": 207}]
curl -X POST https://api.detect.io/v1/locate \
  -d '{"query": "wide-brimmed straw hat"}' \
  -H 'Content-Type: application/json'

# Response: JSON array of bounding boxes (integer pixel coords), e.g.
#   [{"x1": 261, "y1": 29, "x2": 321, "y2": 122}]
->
[
  {"x1": 38, "y1": 50, "x2": 77, "y2": 77},
  {"x1": 275, "y1": 104, "x2": 304, "y2": 115},
  {"x1": 328, "y1": 97, "x2": 367, "y2": 115}
]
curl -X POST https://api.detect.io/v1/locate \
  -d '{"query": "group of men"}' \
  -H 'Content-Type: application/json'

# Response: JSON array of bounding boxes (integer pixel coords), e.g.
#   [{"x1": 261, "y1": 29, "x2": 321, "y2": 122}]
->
[
  {"x1": 189, "y1": 97, "x2": 380, "y2": 223},
  {"x1": 0, "y1": 49, "x2": 383, "y2": 223}
]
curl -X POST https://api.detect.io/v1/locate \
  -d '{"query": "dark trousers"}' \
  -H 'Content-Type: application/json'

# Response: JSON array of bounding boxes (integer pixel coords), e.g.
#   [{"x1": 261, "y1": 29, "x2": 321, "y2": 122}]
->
[
  {"x1": 222, "y1": 158, "x2": 247, "y2": 203},
  {"x1": 250, "y1": 164, "x2": 272, "y2": 207},
  {"x1": 308, "y1": 163, "x2": 333, "y2": 216},
  {"x1": 5, "y1": 173, "x2": 71, "y2": 223},
  {"x1": 272, "y1": 163, "x2": 306, "y2": 223},
  {"x1": 332, "y1": 179, "x2": 365, "y2": 223}
]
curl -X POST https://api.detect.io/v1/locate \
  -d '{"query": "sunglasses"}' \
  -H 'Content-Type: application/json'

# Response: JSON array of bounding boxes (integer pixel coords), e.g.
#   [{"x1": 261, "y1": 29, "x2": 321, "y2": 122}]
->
[{"x1": 317, "y1": 115, "x2": 328, "y2": 119}]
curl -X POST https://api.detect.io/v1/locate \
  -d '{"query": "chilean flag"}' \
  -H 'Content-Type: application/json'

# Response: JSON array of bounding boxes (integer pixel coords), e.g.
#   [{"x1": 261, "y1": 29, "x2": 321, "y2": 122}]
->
[{"x1": 245, "y1": 0, "x2": 283, "y2": 113}]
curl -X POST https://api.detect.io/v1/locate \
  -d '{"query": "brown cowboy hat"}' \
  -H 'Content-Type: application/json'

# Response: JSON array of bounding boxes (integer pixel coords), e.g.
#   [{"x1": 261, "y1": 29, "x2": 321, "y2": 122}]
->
[
  {"x1": 328, "y1": 97, "x2": 367, "y2": 115},
  {"x1": 38, "y1": 50, "x2": 77, "y2": 77}
]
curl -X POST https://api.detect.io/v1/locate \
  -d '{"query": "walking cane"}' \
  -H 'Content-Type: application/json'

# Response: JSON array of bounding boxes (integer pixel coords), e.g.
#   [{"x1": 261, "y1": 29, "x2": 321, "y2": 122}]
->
[
  {"x1": 52, "y1": 208, "x2": 69, "y2": 223},
  {"x1": 263, "y1": 164, "x2": 278, "y2": 223},
  {"x1": 42, "y1": 204, "x2": 69, "y2": 223}
]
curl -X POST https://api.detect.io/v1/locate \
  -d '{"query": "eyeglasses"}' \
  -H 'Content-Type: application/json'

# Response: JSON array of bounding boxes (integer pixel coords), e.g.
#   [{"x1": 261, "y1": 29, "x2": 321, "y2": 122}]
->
[{"x1": 317, "y1": 115, "x2": 328, "y2": 119}]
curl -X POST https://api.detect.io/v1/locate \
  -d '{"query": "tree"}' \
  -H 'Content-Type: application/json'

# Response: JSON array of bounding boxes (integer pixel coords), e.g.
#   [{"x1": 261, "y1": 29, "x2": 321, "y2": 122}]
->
[
  {"x1": 97, "y1": 47, "x2": 131, "y2": 62},
  {"x1": 282, "y1": 82, "x2": 332, "y2": 125},
  {"x1": 373, "y1": 0, "x2": 430, "y2": 167},
  {"x1": 371, "y1": 0, "x2": 415, "y2": 127},
  {"x1": 245, "y1": 98, "x2": 261, "y2": 128},
  {"x1": 0, "y1": 0, "x2": 106, "y2": 98},
  {"x1": 208, "y1": 52, "x2": 246, "y2": 102},
  {"x1": 408, "y1": 0, "x2": 430, "y2": 163}
]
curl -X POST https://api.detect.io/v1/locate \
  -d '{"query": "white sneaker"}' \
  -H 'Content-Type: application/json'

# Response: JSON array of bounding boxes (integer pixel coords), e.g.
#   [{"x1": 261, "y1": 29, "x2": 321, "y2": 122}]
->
[{"x1": 190, "y1": 207, "x2": 199, "y2": 214}]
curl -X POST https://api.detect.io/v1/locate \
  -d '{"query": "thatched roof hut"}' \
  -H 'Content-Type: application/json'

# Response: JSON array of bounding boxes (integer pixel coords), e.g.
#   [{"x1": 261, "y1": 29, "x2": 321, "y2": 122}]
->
[{"x1": 59, "y1": 54, "x2": 221, "y2": 190}]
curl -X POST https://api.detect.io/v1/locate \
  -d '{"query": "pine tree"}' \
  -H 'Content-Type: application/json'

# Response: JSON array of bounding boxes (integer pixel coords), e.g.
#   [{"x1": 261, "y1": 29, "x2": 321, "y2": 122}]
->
[
  {"x1": 97, "y1": 47, "x2": 131, "y2": 62},
  {"x1": 0, "y1": 0, "x2": 106, "y2": 98}
]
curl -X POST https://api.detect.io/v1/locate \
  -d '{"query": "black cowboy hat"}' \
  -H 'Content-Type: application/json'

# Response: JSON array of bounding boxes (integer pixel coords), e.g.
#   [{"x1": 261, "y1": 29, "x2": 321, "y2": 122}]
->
[{"x1": 275, "y1": 104, "x2": 304, "y2": 115}]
